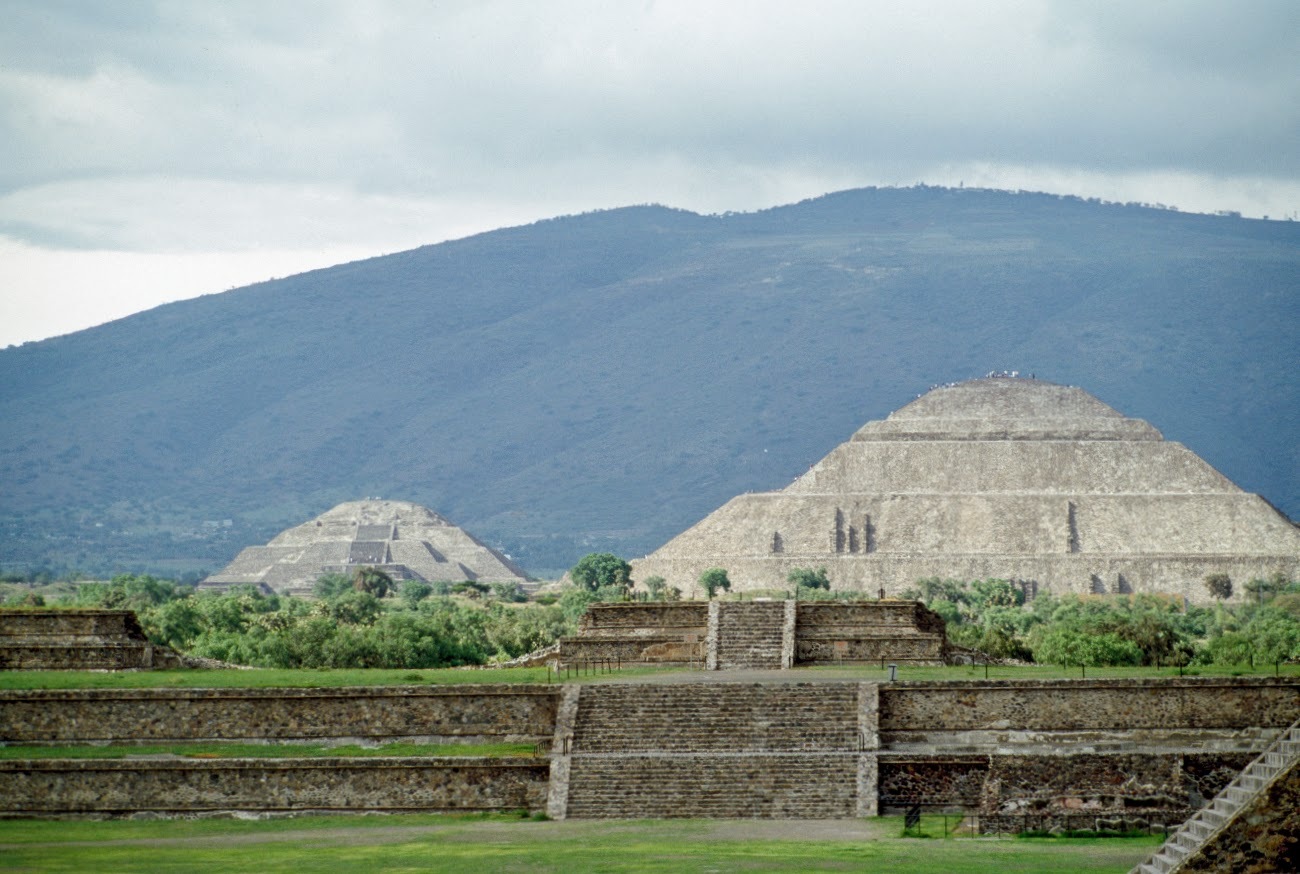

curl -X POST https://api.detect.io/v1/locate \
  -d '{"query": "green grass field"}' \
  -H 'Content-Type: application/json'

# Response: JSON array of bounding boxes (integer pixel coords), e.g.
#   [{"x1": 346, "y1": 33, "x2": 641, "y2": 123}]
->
[
  {"x1": 0, "y1": 815, "x2": 1163, "y2": 873},
  {"x1": 1, "y1": 661, "x2": 1295, "y2": 691}
]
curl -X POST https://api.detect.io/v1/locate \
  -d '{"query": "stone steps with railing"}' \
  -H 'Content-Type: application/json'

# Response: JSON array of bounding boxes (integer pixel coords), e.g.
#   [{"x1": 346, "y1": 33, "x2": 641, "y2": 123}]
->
[{"x1": 1131, "y1": 717, "x2": 1300, "y2": 874}]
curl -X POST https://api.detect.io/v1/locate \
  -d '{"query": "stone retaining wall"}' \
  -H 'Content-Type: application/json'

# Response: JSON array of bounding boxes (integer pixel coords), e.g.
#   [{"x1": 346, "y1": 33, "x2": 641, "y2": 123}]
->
[
  {"x1": 0, "y1": 757, "x2": 549, "y2": 817},
  {"x1": 4, "y1": 677, "x2": 1296, "y2": 822},
  {"x1": 0, "y1": 685, "x2": 559, "y2": 745},
  {"x1": 0, "y1": 609, "x2": 184, "y2": 670},
  {"x1": 559, "y1": 601, "x2": 949, "y2": 668},
  {"x1": 564, "y1": 753, "x2": 861, "y2": 818},
  {"x1": 879, "y1": 678, "x2": 1300, "y2": 734}
]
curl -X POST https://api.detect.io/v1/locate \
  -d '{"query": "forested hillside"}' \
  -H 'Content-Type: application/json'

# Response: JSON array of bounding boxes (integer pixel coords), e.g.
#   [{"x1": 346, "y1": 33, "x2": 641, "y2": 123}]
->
[{"x1": 1, "y1": 186, "x2": 1296, "y2": 576}]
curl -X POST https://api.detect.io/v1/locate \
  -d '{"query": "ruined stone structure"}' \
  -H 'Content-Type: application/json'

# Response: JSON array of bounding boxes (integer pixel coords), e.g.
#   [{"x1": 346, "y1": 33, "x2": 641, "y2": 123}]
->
[
  {"x1": 200, "y1": 499, "x2": 529, "y2": 598},
  {"x1": 556, "y1": 600, "x2": 949, "y2": 669},
  {"x1": 633, "y1": 378, "x2": 1300, "y2": 604},
  {"x1": 0, "y1": 610, "x2": 184, "y2": 671},
  {"x1": 6, "y1": 677, "x2": 1296, "y2": 827},
  {"x1": 1134, "y1": 717, "x2": 1300, "y2": 873}
]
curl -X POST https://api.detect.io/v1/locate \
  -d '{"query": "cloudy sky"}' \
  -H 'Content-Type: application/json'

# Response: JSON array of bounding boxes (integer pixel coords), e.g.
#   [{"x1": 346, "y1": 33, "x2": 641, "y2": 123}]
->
[{"x1": 1, "y1": 0, "x2": 1297, "y2": 348}]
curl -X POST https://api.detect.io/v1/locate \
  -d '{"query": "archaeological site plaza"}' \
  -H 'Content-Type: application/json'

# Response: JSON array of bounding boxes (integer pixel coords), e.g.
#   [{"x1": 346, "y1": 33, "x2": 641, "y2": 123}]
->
[
  {"x1": 632, "y1": 377, "x2": 1300, "y2": 604},
  {"x1": 4, "y1": 378, "x2": 1299, "y2": 872},
  {"x1": 199, "y1": 499, "x2": 530, "y2": 598}
]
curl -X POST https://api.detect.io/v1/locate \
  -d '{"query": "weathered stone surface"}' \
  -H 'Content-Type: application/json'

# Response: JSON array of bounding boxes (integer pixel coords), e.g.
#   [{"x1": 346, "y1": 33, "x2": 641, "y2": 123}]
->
[
  {"x1": 879, "y1": 678, "x2": 1300, "y2": 734},
  {"x1": 563, "y1": 682, "x2": 866, "y2": 818},
  {"x1": 6, "y1": 675, "x2": 1295, "y2": 824},
  {"x1": 0, "y1": 758, "x2": 549, "y2": 816},
  {"x1": 878, "y1": 756, "x2": 989, "y2": 812},
  {"x1": 200, "y1": 499, "x2": 529, "y2": 598},
  {"x1": 633, "y1": 378, "x2": 1300, "y2": 603},
  {"x1": 558, "y1": 600, "x2": 950, "y2": 668},
  {"x1": 0, "y1": 610, "x2": 183, "y2": 671},
  {"x1": 0, "y1": 685, "x2": 559, "y2": 745},
  {"x1": 1176, "y1": 753, "x2": 1300, "y2": 873},
  {"x1": 565, "y1": 753, "x2": 862, "y2": 818}
]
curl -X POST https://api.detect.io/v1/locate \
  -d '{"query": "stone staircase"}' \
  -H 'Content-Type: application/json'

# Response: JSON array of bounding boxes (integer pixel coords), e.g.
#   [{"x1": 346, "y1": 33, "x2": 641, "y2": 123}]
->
[
  {"x1": 560, "y1": 682, "x2": 871, "y2": 818},
  {"x1": 712, "y1": 602, "x2": 789, "y2": 670},
  {"x1": 1131, "y1": 716, "x2": 1300, "y2": 874}
]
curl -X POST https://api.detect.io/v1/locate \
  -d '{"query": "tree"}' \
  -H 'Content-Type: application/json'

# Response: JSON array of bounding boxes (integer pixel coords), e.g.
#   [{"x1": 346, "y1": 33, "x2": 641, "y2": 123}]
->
[
  {"x1": 643, "y1": 575, "x2": 668, "y2": 600},
  {"x1": 569, "y1": 553, "x2": 632, "y2": 593},
  {"x1": 313, "y1": 573, "x2": 352, "y2": 600},
  {"x1": 351, "y1": 567, "x2": 392, "y2": 598},
  {"x1": 699, "y1": 567, "x2": 731, "y2": 599},
  {"x1": 1204, "y1": 573, "x2": 1232, "y2": 601},
  {"x1": 399, "y1": 580, "x2": 433, "y2": 608},
  {"x1": 787, "y1": 567, "x2": 831, "y2": 590}
]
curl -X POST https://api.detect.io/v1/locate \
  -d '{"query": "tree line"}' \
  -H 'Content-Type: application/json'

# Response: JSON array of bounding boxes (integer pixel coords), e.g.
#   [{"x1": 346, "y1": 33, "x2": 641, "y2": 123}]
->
[{"x1": 4, "y1": 560, "x2": 1297, "y2": 670}]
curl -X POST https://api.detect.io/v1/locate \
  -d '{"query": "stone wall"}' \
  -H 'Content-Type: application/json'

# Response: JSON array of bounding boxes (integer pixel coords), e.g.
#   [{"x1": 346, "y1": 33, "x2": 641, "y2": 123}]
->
[
  {"x1": 1177, "y1": 757, "x2": 1300, "y2": 873},
  {"x1": 0, "y1": 609, "x2": 184, "y2": 671},
  {"x1": 565, "y1": 753, "x2": 861, "y2": 818},
  {"x1": 5, "y1": 676, "x2": 1295, "y2": 822},
  {"x1": 877, "y1": 756, "x2": 988, "y2": 811},
  {"x1": 558, "y1": 601, "x2": 950, "y2": 668},
  {"x1": 0, "y1": 758, "x2": 549, "y2": 817},
  {"x1": 559, "y1": 603, "x2": 708, "y2": 666},
  {"x1": 878, "y1": 678, "x2": 1300, "y2": 735},
  {"x1": 0, "y1": 685, "x2": 559, "y2": 745}
]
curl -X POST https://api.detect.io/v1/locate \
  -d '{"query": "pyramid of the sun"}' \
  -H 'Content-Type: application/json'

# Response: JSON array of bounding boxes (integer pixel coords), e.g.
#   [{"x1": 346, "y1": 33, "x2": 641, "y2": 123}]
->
[
  {"x1": 200, "y1": 500, "x2": 529, "y2": 598},
  {"x1": 632, "y1": 378, "x2": 1300, "y2": 604}
]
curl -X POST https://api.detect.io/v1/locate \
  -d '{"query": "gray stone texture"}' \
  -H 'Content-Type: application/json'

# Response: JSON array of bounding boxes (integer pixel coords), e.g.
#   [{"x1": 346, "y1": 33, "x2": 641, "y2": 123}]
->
[
  {"x1": 0, "y1": 758, "x2": 549, "y2": 817},
  {"x1": 200, "y1": 499, "x2": 529, "y2": 597},
  {"x1": 632, "y1": 379, "x2": 1300, "y2": 604},
  {"x1": 0, "y1": 610, "x2": 183, "y2": 671},
  {"x1": 563, "y1": 682, "x2": 867, "y2": 819},
  {"x1": 5, "y1": 677, "x2": 1296, "y2": 822},
  {"x1": 1173, "y1": 754, "x2": 1300, "y2": 873},
  {"x1": 0, "y1": 685, "x2": 559, "y2": 745},
  {"x1": 557, "y1": 601, "x2": 949, "y2": 668}
]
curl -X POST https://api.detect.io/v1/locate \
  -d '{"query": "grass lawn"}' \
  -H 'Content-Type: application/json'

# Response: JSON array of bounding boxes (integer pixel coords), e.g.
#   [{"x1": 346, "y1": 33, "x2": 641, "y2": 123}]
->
[
  {"x1": 0, "y1": 815, "x2": 1163, "y2": 873},
  {"x1": 1, "y1": 661, "x2": 1295, "y2": 691}
]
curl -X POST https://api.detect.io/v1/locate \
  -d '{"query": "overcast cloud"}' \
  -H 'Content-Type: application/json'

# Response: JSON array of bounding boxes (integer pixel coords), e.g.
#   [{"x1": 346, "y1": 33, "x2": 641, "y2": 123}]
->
[{"x1": 1, "y1": 0, "x2": 1297, "y2": 347}]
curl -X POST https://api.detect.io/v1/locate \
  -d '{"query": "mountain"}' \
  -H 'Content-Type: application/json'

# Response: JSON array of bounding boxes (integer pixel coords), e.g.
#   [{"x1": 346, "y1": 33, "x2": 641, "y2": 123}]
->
[{"x1": 1, "y1": 186, "x2": 1297, "y2": 577}]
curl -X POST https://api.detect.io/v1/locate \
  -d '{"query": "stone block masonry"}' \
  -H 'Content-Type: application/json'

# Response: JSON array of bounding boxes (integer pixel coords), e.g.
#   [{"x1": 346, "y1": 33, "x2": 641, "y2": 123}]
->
[
  {"x1": 0, "y1": 609, "x2": 184, "y2": 671},
  {"x1": 631, "y1": 379, "x2": 1300, "y2": 605},
  {"x1": 4, "y1": 676, "x2": 1296, "y2": 821},
  {"x1": 0, "y1": 758, "x2": 549, "y2": 817},
  {"x1": 558, "y1": 600, "x2": 949, "y2": 669},
  {"x1": 560, "y1": 682, "x2": 875, "y2": 819},
  {"x1": 0, "y1": 685, "x2": 560, "y2": 745}
]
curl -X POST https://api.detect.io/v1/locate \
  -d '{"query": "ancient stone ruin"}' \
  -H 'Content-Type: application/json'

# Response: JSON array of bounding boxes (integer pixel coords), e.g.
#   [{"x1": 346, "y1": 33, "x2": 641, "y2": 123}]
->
[
  {"x1": 200, "y1": 499, "x2": 529, "y2": 598},
  {"x1": 633, "y1": 378, "x2": 1300, "y2": 604},
  {"x1": 4, "y1": 675, "x2": 1297, "y2": 841},
  {"x1": 0, "y1": 610, "x2": 184, "y2": 671},
  {"x1": 557, "y1": 600, "x2": 951, "y2": 670}
]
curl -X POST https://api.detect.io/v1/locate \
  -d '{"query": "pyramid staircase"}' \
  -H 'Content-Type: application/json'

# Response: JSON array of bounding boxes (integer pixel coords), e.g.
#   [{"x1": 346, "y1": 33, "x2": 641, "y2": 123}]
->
[
  {"x1": 556, "y1": 682, "x2": 870, "y2": 818},
  {"x1": 712, "y1": 602, "x2": 789, "y2": 670},
  {"x1": 1131, "y1": 716, "x2": 1300, "y2": 874}
]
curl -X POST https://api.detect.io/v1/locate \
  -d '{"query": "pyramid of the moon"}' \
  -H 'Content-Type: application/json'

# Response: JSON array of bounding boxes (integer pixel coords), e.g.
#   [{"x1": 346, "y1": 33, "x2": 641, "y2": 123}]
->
[
  {"x1": 200, "y1": 500, "x2": 529, "y2": 598},
  {"x1": 632, "y1": 378, "x2": 1300, "y2": 605}
]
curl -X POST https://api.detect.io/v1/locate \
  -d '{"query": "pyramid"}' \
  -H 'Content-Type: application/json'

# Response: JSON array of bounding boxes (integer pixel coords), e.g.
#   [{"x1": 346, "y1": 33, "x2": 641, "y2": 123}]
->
[
  {"x1": 632, "y1": 378, "x2": 1300, "y2": 604},
  {"x1": 200, "y1": 500, "x2": 529, "y2": 597}
]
